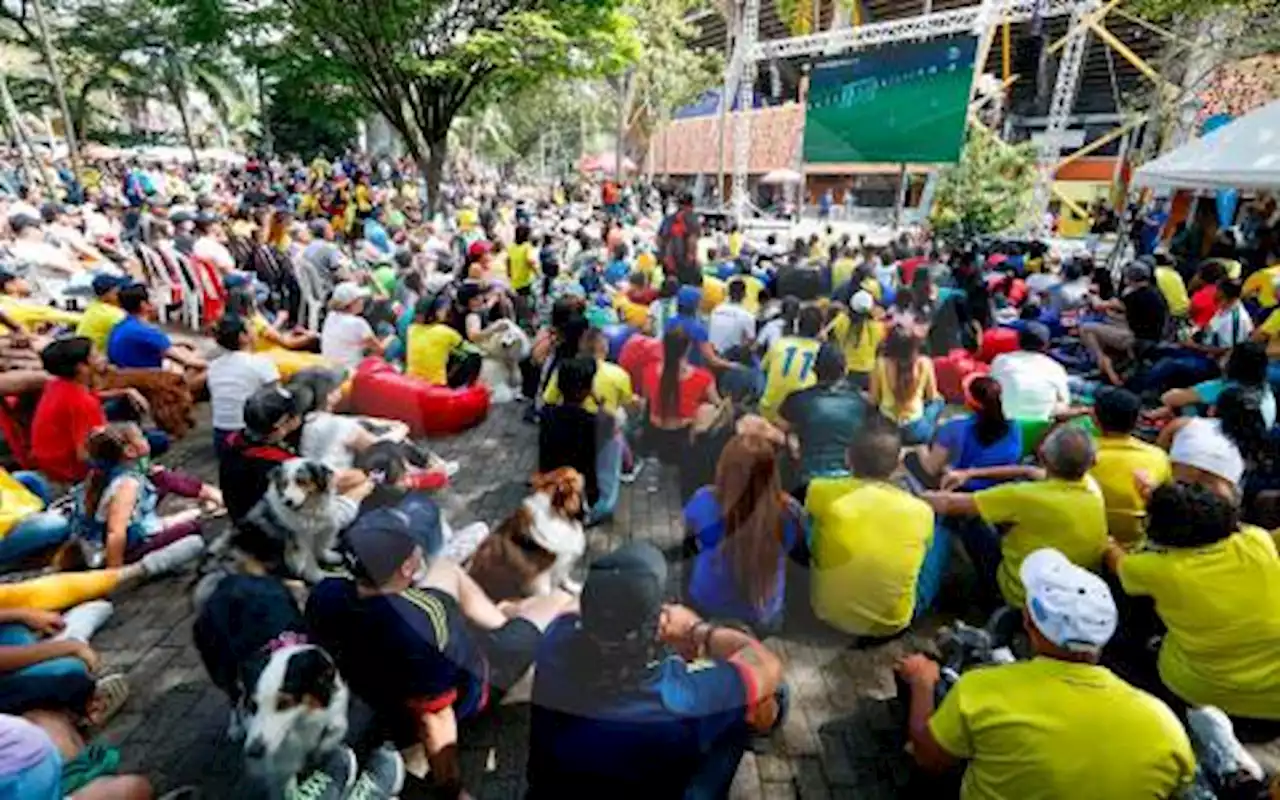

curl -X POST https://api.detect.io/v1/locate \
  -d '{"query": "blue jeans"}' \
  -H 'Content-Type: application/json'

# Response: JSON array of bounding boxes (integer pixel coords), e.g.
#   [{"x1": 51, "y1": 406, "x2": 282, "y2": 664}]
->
[
  {"x1": 684, "y1": 685, "x2": 789, "y2": 799},
  {"x1": 0, "y1": 472, "x2": 70, "y2": 570},
  {"x1": 915, "y1": 521, "x2": 952, "y2": 615},
  {"x1": 1267, "y1": 362, "x2": 1280, "y2": 399},
  {"x1": 1138, "y1": 350, "x2": 1219, "y2": 394},
  {"x1": 0, "y1": 623, "x2": 93, "y2": 715},
  {"x1": 0, "y1": 742, "x2": 61, "y2": 800},
  {"x1": 589, "y1": 432, "x2": 624, "y2": 524},
  {"x1": 13, "y1": 471, "x2": 53, "y2": 506},
  {"x1": 900, "y1": 398, "x2": 945, "y2": 446},
  {"x1": 950, "y1": 516, "x2": 1003, "y2": 607}
]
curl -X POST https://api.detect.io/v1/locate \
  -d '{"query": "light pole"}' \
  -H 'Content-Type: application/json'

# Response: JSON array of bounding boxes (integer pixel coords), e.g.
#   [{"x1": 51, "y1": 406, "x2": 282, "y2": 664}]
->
[{"x1": 29, "y1": 0, "x2": 81, "y2": 177}]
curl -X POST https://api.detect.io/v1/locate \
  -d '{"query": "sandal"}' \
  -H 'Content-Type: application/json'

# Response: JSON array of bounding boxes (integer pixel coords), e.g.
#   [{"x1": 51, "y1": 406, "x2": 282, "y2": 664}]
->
[{"x1": 86, "y1": 674, "x2": 130, "y2": 728}]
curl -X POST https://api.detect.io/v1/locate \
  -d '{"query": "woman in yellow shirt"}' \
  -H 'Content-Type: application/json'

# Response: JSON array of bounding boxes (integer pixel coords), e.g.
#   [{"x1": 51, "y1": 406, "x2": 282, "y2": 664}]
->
[
  {"x1": 405, "y1": 295, "x2": 471, "y2": 386},
  {"x1": 827, "y1": 290, "x2": 883, "y2": 390},
  {"x1": 870, "y1": 326, "x2": 941, "y2": 444}
]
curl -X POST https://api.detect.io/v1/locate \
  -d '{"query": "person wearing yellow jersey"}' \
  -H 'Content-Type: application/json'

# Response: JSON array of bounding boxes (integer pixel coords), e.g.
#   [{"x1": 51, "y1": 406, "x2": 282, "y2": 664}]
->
[
  {"x1": 1243, "y1": 262, "x2": 1280, "y2": 311},
  {"x1": 543, "y1": 328, "x2": 637, "y2": 416},
  {"x1": 75, "y1": 275, "x2": 128, "y2": 353},
  {"x1": 870, "y1": 326, "x2": 940, "y2": 444},
  {"x1": 507, "y1": 224, "x2": 537, "y2": 294},
  {"x1": 809, "y1": 421, "x2": 937, "y2": 637},
  {"x1": 827, "y1": 290, "x2": 883, "y2": 390},
  {"x1": 1153, "y1": 254, "x2": 1190, "y2": 318},
  {"x1": 1109, "y1": 481, "x2": 1280, "y2": 728},
  {"x1": 727, "y1": 224, "x2": 743, "y2": 258},
  {"x1": 831, "y1": 248, "x2": 858, "y2": 291},
  {"x1": 927, "y1": 425, "x2": 1108, "y2": 607},
  {"x1": 758, "y1": 305, "x2": 823, "y2": 422},
  {"x1": 899, "y1": 547, "x2": 1194, "y2": 800},
  {"x1": 405, "y1": 295, "x2": 466, "y2": 386},
  {"x1": 1089, "y1": 387, "x2": 1171, "y2": 546}
]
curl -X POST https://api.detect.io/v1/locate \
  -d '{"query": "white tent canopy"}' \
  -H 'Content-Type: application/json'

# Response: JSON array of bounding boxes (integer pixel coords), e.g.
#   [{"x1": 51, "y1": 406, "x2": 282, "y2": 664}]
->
[{"x1": 1135, "y1": 100, "x2": 1280, "y2": 191}]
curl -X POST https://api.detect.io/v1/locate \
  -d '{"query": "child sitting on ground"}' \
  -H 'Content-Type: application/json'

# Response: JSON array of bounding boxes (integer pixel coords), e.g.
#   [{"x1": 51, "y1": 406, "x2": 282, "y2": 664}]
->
[{"x1": 72, "y1": 423, "x2": 220, "y2": 568}]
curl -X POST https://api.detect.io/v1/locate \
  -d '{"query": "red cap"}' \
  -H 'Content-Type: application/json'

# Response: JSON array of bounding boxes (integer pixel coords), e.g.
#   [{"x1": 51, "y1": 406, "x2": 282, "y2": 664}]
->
[{"x1": 467, "y1": 240, "x2": 493, "y2": 259}]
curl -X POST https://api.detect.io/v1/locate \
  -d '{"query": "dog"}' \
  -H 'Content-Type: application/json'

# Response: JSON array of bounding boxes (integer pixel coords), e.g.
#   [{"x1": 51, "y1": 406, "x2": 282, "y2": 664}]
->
[
  {"x1": 192, "y1": 559, "x2": 348, "y2": 794},
  {"x1": 477, "y1": 318, "x2": 531, "y2": 404},
  {"x1": 468, "y1": 467, "x2": 587, "y2": 600},
  {"x1": 246, "y1": 458, "x2": 359, "y2": 585}
]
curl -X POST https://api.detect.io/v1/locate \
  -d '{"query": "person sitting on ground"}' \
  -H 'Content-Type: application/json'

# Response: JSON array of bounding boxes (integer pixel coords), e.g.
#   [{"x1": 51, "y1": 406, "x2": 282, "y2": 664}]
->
[
  {"x1": 870, "y1": 326, "x2": 942, "y2": 445},
  {"x1": 528, "y1": 542, "x2": 786, "y2": 797},
  {"x1": 307, "y1": 507, "x2": 574, "y2": 796},
  {"x1": 207, "y1": 315, "x2": 280, "y2": 456},
  {"x1": 1089, "y1": 387, "x2": 1171, "y2": 547},
  {"x1": 926, "y1": 425, "x2": 1108, "y2": 608},
  {"x1": 682, "y1": 434, "x2": 806, "y2": 632},
  {"x1": 105, "y1": 284, "x2": 207, "y2": 391},
  {"x1": 645, "y1": 277, "x2": 680, "y2": 340},
  {"x1": 539, "y1": 356, "x2": 620, "y2": 525},
  {"x1": 298, "y1": 369, "x2": 409, "y2": 471},
  {"x1": 1107, "y1": 482, "x2": 1280, "y2": 737},
  {"x1": 1079, "y1": 262, "x2": 1169, "y2": 386},
  {"x1": 758, "y1": 303, "x2": 823, "y2": 423},
  {"x1": 543, "y1": 327, "x2": 637, "y2": 417},
  {"x1": 1144, "y1": 278, "x2": 1252, "y2": 395},
  {"x1": 74, "y1": 275, "x2": 128, "y2": 355},
  {"x1": 405, "y1": 293, "x2": 476, "y2": 387},
  {"x1": 642, "y1": 329, "x2": 724, "y2": 462},
  {"x1": 913, "y1": 376, "x2": 1022, "y2": 493},
  {"x1": 1159, "y1": 385, "x2": 1266, "y2": 487},
  {"x1": 827, "y1": 290, "x2": 883, "y2": 391},
  {"x1": 808, "y1": 419, "x2": 938, "y2": 638},
  {"x1": 707, "y1": 278, "x2": 756, "y2": 359},
  {"x1": 1187, "y1": 260, "x2": 1228, "y2": 330},
  {"x1": 30, "y1": 338, "x2": 152, "y2": 485},
  {"x1": 0, "y1": 710, "x2": 157, "y2": 800},
  {"x1": 1160, "y1": 339, "x2": 1276, "y2": 428},
  {"x1": 227, "y1": 289, "x2": 318, "y2": 353},
  {"x1": 320, "y1": 281, "x2": 389, "y2": 371},
  {"x1": 776, "y1": 343, "x2": 866, "y2": 484},
  {"x1": 988, "y1": 322, "x2": 1071, "y2": 435},
  {"x1": 71, "y1": 423, "x2": 215, "y2": 569},
  {"x1": 219, "y1": 385, "x2": 368, "y2": 522},
  {"x1": 1153, "y1": 252, "x2": 1190, "y2": 320},
  {"x1": 897, "y1": 547, "x2": 1195, "y2": 797}
]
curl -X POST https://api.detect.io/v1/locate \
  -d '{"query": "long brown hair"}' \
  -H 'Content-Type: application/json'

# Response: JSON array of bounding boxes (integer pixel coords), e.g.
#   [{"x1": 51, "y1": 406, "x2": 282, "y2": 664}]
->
[
  {"x1": 882, "y1": 326, "x2": 922, "y2": 409},
  {"x1": 713, "y1": 435, "x2": 786, "y2": 610},
  {"x1": 658, "y1": 328, "x2": 690, "y2": 421},
  {"x1": 82, "y1": 423, "x2": 142, "y2": 514}
]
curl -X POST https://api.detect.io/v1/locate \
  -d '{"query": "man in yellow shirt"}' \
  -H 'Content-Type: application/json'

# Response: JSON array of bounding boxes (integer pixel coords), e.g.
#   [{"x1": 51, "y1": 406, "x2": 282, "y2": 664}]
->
[
  {"x1": 898, "y1": 547, "x2": 1195, "y2": 800},
  {"x1": 1153, "y1": 255, "x2": 1190, "y2": 318},
  {"x1": 1089, "y1": 387, "x2": 1171, "y2": 545},
  {"x1": 75, "y1": 274, "x2": 128, "y2": 353},
  {"x1": 759, "y1": 305, "x2": 823, "y2": 422},
  {"x1": 927, "y1": 425, "x2": 1108, "y2": 607},
  {"x1": 405, "y1": 296, "x2": 465, "y2": 385},
  {"x1": 1110, "y1": 481, "x2": 1280, "y2": 724},
  {"x1": 543, "y1": 328, "x2": 636, "y2": 415},
  {"x1": 809, "y1": 421, "x2": 937, "y2": 637}
]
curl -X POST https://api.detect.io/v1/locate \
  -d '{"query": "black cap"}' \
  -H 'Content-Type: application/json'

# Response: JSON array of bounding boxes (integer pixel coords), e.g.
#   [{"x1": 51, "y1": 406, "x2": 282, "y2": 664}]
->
[
  {"x1": 242, "y1": 386, "x2": 298, "y2": 438},
  {"x1": 344, "y1": 509, "x2": 420, "y2": 586},
  {"x1": 91, "y1": 273, "x2": 130, "y2": 297},
  {"x1": 170, "y1": 210, "x2": 195, "y2": 225},
  {"x1": 581, "y1": 542, "x2": 667, "y2": 640},
  {"x1": 1020, "y1": 321, "x2": 1051, "y2": 350}
]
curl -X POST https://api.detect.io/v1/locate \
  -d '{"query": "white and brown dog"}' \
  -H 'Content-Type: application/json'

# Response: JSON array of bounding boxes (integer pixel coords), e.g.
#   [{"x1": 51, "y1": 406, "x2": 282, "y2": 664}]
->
[
  {"x1": 477, "y1": 318, "x2": 531, "y2": 404},
  {"x1": 467, "y1": 468, "x2": 587, "y2": 600}
]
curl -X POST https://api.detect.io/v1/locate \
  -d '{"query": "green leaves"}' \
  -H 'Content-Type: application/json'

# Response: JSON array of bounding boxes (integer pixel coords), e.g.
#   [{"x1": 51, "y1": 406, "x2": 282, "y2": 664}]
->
[{"x1": 930, "y1": 128, "x2": 1038, "y2": 237}]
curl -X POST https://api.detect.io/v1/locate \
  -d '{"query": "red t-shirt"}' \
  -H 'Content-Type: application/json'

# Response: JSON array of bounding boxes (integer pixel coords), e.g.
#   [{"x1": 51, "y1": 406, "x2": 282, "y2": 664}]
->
[
  {"x1": 30, "y1": 377, "x2": 106, "y2": 483},
  {"x1": 899, "y1": 256, "x2": 928, "y2": 286},
  {"x1": 642, "y1": 361, "x2": 714, "y2": 423},
  {"x1": 1188, "y1": 284, "x2": 1218, "y2": 329},
  {"x1": 619, "y1": 335, "x2": 663, "y2": 391}
]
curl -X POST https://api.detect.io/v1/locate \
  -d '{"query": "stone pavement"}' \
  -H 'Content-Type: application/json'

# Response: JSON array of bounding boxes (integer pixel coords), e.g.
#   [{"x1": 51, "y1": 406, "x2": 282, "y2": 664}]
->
[{"x1": 93, "y1": 404, "x2": 953, "y2": 799}]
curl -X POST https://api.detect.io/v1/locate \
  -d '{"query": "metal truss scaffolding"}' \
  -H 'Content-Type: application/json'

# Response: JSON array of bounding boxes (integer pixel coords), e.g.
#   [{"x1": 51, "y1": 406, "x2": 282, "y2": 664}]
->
[{"x1": 725, "y1": 0, "x2": 1098, "y2": 227}]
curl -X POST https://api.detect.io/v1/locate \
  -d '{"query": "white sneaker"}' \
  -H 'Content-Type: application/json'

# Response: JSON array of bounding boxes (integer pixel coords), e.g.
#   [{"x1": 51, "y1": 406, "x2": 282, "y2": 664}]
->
[{"x1": 139, "y1": 535, "x2": 206, "y2": 578}]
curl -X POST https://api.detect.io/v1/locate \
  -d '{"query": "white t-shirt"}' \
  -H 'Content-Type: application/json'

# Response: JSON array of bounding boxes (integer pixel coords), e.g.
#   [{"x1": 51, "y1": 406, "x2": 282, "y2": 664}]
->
[
  {"x1": 320, "y1": 312, "x2": 374, "y2": 370},
  {"x1": 707, "y1": 303, "x2": 755, "y2": 354},
  {"x1": 1204, "y1": 303, "x2": 1252, "y2": 350},
  {"x1": 989, "y1": 350, "x2": 1071, "y2": 421},
  {"x1": 300, "y1": 411, "x2": 365, "y2": 469},
  {"x1": 756, "y1": 316, "x2": 786, "y2": 353},
  {"x1": 193, "y1": 236, "x2": 237, "y2": 274},
  {"x1": 208, "y1": 351, "x2": 279, "y2": 431}
]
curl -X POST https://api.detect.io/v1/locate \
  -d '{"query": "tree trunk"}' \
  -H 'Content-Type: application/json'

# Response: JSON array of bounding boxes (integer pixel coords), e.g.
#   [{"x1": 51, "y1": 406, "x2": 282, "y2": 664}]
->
[
  {"x1": 0, "y1": 75, "x2": 53, "y2": 194},
  {"x1": 30, "y1": 0, "x2": 80, "y2": 177},
  {"x1": 423, "y1": 139, "x2": 446, "y2": 216}
]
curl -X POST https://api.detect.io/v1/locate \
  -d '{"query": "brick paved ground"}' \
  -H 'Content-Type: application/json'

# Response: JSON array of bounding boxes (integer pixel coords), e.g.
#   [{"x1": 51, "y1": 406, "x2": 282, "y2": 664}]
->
[
  {"x1": 88, "y1": 403, "x2": 955, "y2": 799},
  {"x1": 91, "y1": 403, "x2": 1280, "y2": 799}
]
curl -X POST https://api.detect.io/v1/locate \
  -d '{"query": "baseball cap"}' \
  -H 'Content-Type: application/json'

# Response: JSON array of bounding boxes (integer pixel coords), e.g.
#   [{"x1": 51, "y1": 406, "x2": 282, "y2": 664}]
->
[
  {"x1": 329, "y1": 281, "x2": 370, "y2": 308},
  {"x1": 581, "y1": 542, "x2": 667, "y2": 640},
  {"x1": 676, "y1": 285, "x2": 702, "y2": 311},
  {"x1": 1020, "y1": 548, "x2": 1117, "y2": 653},
  {"x1": 1169, "y1": 418, "x2": 1245, "y2": 486},
  {"x1": 170, "y1": 210, "x2": 195, "y2": 225},
  {"x1": 1020, "y1": 321, "x2": 1051, "y2": 350},
  {"x1": 242, "y1": 386, "x2": 298, "y2": 438},
  {"x1": 344, "y1": 509, "x2": 419, "y2": 586},
  {"x1": 467, "y1": 240, "x2": 493, "y2": 260},
  {"x1": 851, "y1": 290, "x2": 874, "y2": 314},
  {"x1": 91, "y1": 273, "x2": 130, "y2": 297}
]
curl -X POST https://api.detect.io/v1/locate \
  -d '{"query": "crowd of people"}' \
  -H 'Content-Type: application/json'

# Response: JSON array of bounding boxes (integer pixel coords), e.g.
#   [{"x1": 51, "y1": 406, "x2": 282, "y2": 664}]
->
[{"x1": 0, "y1": 146, "x2": 1275, "y2": 799}]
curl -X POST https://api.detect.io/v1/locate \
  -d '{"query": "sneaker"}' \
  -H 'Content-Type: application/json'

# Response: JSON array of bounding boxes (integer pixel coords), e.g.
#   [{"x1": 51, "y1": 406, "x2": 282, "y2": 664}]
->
[
  {"x1": 619, "y1": 458, "x2": 644, "y2": 484},
  {"x1": 349, "y1": 745, "x2": 406, "y2": 799},
  {"x1": 287, "y1": 746, "x2": 357, "y2": 800},
  {"x1": 139, "y1": 535, "x2": 206, "y2": 578}
]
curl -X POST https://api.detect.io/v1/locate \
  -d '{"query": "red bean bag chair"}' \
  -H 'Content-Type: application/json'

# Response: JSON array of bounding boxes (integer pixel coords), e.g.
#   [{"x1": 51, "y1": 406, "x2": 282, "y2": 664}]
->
[
  {"x1": 349, "y1": 358, "x2": 489, "y2": 437},
  {"x1": 618, "y1": 335, "x2": 662, "y2": 394},
  {"x1": 934, "y1": 349, "x2": 990, "y2": 405},
  {"x1": 603, "y1": 324, "x2": 637, "y2": 363},
  {"x1": 978, "y1": 327, "x2": 1019, "y2": 364}
]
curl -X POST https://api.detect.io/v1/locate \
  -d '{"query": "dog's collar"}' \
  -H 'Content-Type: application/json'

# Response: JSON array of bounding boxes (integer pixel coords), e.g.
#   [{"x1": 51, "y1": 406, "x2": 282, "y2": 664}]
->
[{"x1": 264, "y1": 631, "x2": 309, "y2": 653}]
